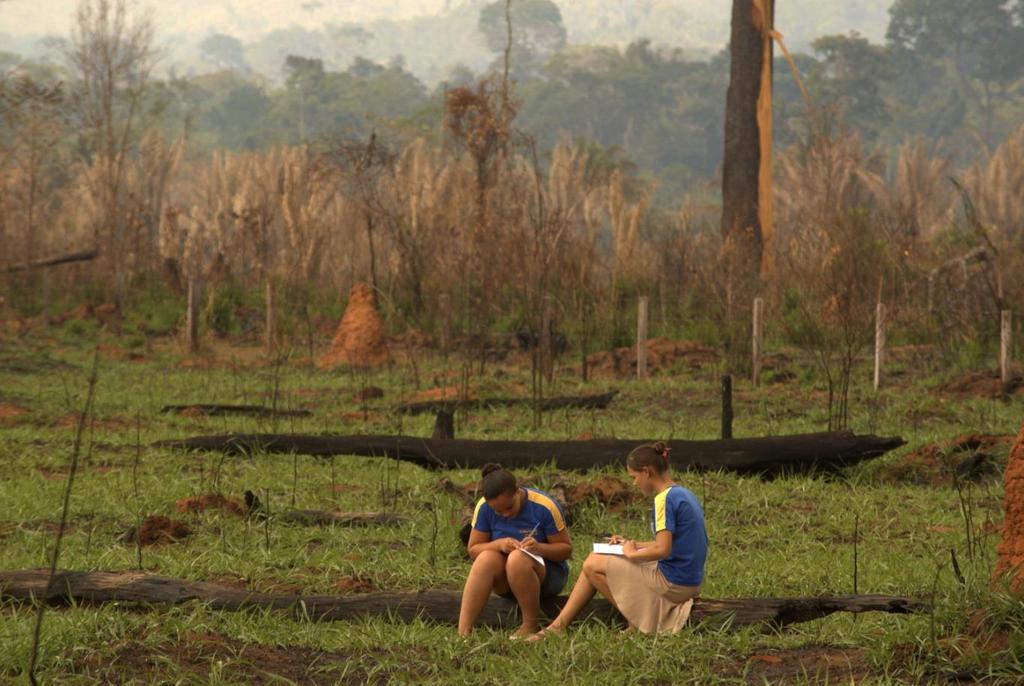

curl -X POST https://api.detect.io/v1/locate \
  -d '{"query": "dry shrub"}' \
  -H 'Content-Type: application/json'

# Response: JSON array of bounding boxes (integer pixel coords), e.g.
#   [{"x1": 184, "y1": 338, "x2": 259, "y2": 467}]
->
[
  {"x1": 773, "y1": 117, "x2": 890, "y2": 428},
  {"x1": 860, "y1": 138, "x2": 954, "y2": 247},
  {"x1": 962, "y1": 125, "x2": 1024, "y2": 249}
]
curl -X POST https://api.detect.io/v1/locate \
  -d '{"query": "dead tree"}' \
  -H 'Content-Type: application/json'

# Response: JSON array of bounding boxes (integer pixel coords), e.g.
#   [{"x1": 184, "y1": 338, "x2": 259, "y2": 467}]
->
[{"x1": 722, "y1": 0, "x2": 775, "y2": 279}]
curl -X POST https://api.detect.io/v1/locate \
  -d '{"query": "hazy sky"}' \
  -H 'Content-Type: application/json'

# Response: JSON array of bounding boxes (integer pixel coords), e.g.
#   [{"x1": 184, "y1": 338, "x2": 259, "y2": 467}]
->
[
  {"x1": 1, "y1": 0, "x2": 891, "y2": 86},
  {"x1": 1, "y1": 0, "x2": 455, "y2": 37}
]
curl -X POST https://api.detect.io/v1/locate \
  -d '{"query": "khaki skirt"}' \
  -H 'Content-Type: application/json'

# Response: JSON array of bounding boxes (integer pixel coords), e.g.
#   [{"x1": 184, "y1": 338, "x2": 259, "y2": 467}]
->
[{"x1": 605, "y1": 557, "x2": 701, "y2": 634}]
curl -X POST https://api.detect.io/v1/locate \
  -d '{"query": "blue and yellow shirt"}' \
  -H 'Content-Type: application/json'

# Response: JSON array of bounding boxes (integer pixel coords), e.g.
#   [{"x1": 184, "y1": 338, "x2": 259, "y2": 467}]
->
[
  {"x1": 472, "y1": 487, "x2": 569, "y2": 575},
  {"x1": 651, "y1": 484, "x2": 707, "y2": 586}
]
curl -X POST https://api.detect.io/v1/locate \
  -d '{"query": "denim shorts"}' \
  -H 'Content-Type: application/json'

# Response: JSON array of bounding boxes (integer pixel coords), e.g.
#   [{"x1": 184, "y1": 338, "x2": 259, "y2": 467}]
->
[{"x1": 501, "y1": 560, "x2": 568, "y2": 599}]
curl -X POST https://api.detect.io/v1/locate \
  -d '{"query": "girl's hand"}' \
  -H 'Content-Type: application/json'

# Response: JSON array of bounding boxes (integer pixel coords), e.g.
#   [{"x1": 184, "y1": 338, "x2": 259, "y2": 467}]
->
[
  {"x1": 621, "y1": 540, "x2": 638, "y2": 558},
  {"x1": 518, "y1": 536, "x2": 538, "y2": 552},
  {"x1": 497, "y1": 538, "x2": 519, "y2": 554},
  {"x1": 607, "y1": 535, "x2": 625, "y2": 545}
]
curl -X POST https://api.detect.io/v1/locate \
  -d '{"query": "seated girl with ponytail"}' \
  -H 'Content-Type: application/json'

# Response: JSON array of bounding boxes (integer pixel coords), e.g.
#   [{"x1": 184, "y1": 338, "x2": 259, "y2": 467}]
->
[
  {"x1": 529, "y1": 441, "x2": 707, "y2": 639},
  {"x1": 457, "y1": 463, "x2": 573, "y2": 638}
]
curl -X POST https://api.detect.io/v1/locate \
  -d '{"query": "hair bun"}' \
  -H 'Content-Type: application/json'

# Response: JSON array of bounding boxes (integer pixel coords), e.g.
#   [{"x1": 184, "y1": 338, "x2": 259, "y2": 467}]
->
[
  {"x1": 651, "y1": 441, "x2": 667, "y2": 453},
  {"x1": 481, "y1": 463, "x2": 503, "y2": 477}
]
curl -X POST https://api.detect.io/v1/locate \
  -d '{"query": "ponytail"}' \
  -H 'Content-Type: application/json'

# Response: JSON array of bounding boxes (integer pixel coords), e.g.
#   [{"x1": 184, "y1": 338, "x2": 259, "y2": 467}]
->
[{"x1": 627, "y1": 441, "x2": 671, "y2": 474}]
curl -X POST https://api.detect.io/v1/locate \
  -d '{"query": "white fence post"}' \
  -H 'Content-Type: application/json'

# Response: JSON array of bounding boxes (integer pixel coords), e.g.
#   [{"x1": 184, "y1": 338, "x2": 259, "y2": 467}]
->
[
  {"x1": 637, "y1": 296, "x2": 649, "y2": 380},
  {"x1": 752, "y1": 297, "x2": 764, "y2": 386}
]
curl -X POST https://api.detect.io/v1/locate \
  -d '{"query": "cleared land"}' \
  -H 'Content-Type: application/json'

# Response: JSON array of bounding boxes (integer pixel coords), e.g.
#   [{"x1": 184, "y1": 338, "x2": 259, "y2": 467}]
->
[{"x1": 0, "y1": 331, "x2": 1021, "y2": 684}]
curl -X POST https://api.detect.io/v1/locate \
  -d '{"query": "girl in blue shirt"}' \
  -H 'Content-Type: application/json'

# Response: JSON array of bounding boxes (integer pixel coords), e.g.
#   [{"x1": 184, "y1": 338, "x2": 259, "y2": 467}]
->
[
  {"x1": 458, "y1": 463, "x2": 573, "y2": 638},
  {"x1": 530, "y1": 441, "x2": 707, "y2": 638}
]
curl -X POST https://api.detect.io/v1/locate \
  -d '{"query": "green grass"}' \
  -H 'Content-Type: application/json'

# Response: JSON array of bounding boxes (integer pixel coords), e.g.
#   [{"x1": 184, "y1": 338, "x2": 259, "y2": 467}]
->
[{"x1": 1, "y1": 331, "x2": 1022, "y2": 684}]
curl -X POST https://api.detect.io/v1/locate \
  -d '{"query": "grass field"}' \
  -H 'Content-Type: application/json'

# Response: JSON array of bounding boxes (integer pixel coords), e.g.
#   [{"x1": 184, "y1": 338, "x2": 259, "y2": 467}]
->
[{"x1": 1, "y1": 328, "x2": 1023, "y2": 684}]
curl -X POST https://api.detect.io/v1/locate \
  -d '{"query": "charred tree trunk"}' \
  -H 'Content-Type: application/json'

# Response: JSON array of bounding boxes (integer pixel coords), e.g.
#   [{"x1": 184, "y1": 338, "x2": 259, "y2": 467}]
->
[
  {"x1": 431, "y1": 410, "x2": 455, "y2": 441},
  {"x1": 722, "y1": 0, "x2": 774, "y2": 278},
  {"x1": 0, "y1": 570, "x2": 925, "y2": 631}
]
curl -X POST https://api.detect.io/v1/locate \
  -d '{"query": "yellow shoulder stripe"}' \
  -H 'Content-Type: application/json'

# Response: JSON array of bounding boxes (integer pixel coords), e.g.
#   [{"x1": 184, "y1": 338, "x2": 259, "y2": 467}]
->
[
  {"x1": 527, "y1": 490, "x2": 566, "y2": 531},
  {"x1": 471, "y1": 497, "x2": 486, "y2": 527},
  {"x1": 653, "y1": 487, "x2": 671, "y2": 532}
]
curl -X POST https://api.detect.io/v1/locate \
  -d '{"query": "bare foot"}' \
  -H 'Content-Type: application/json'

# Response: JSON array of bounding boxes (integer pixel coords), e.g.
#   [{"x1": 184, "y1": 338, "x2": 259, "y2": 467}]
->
[
  {"x1": 524, "y1": 623, "x2": 565, "y2": 643},
  {"x1": 509, "y1": 625, "x2": 540, "y2": 641}
]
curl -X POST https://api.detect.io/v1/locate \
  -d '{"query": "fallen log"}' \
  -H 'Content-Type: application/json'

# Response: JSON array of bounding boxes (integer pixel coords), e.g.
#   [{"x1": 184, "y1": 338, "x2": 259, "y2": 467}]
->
[
  {"x1": 0, "y1": 570, "x2": 924, "y2": 631},
  {"x1": 2, "y1": 248, "x2": 99, "y2": 274},
  {"x1": 161, "y1": 404, "x2": 311, "y2": 418},
  {"x1": 395, "y1": 391, "x2": 618, "y2": 416},
  {"x1": 279, "y1": 511, "x2": 408, "y2": 527},
  {"x1": 155, "y1": 431, "x2": 905, "y2": 476}
]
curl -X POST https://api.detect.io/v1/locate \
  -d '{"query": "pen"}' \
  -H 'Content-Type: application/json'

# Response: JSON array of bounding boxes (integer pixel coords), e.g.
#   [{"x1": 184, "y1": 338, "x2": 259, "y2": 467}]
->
[{"x1": 518, "y1": 523, "x2": 539, "y2": 549}]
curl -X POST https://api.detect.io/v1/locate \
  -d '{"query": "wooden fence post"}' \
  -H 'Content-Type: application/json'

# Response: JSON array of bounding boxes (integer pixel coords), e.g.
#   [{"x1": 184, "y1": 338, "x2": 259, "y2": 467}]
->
[
  {"x1": 721, "y1": 375, "x2": 733, "y2": 439},
  {"x1": 264, "y1": 280, "x2": 275, "y2": 354},
  {"x1": 637, "y1": 296, "x2": 649, "y2": 380},
  {"x1": 541, "y1": 294, "x2": 554, "y2": 381},
  {"x1": 873, "y1": 302, "x2": 886, "y2": 392},
  {"x1": 1001, "y1": 310, "x2": 1012, "y2": 388},
  {"x1": 439, "y1": 294, "x2": 451, "y2": 357},
  {"x1": 752, "y1": 297, "x2": 764, "y2": 386},
  {"x1": 185, "y1": 277, "x2": 199, "y2": 354}
]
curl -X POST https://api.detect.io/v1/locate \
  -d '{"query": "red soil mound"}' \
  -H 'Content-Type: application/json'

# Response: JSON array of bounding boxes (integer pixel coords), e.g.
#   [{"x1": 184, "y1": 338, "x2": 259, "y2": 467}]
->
[
  {"x1": 404, "y1": 385, "x2": 476, "y2": 404},
  {"x1": 568, "y1": 475, "x2": 636, "y2": 511},
  {"x1": 48, "y1": 302, "x2": 121, "y2": 328},
  {"x1": 995, "y1": 423, "x2": 1024, "y2": 592},
  {"x1": 0, "y1": 403, "x2": 29, "y2": 425},
  {"x1": 877, "y1": 433, "x2": 1013, "y2": 487},
  {"x1": 97, "y1": 343, "x2": 145, "y2": 362},
  {"x1": 175, "y1": 493, "x2": 248, "y2": 517},
  {"x1": 120, "y1": 516, "x2": 192, "y2": 546},
  {"x1": 318, "y1": 283, "x2": 390, "y2": 369},
  {"x1": 339, "y1": 410, "x2": 384, "y2": 423},
  {"x1": 582, "y1": 337, "x2": 719, "y2": 378},
  {"x1": 741, "y1": 647, "x2": 870, "y2": 683},
  {"x1": 938, "y1": 369, "x2": 1024, "y2": 399},
  {"x1": 335, "y1": 575, "x2": 376, "y2": 594},
  {"x1": 354, "y1": 386, "x2": 385, "y2": 401}
]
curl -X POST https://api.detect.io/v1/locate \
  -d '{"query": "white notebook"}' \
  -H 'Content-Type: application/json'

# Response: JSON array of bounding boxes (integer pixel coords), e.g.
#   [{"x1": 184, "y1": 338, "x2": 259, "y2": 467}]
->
[
  {"x1": 516, "y1": 548, "x2": 545, "y2": 566},
  {"x1": 592, "y1": 542, "x2": 625, "y2": 555}
]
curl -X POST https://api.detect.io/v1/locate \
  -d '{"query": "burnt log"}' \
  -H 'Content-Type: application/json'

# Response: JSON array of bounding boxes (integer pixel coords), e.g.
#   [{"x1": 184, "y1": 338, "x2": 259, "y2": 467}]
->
[
  {"x1": 0, "y1": 570, "x2": 924, "y2": 631},
  {"x1": 161, "y1": 404, "x2": 311, "y2": 418},
  {"x1": 396, "y1": 391, "x2": 618, "y2": 416},
  {"x1": 155, "y1": 431, "x2": 905, "y2": 476}
]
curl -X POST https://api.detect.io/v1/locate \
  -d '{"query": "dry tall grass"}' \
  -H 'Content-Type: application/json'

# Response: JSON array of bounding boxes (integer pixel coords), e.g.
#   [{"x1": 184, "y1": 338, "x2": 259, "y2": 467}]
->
[{"x1": 3, "y1": 112, "x2": 1022, "y2": 357}]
